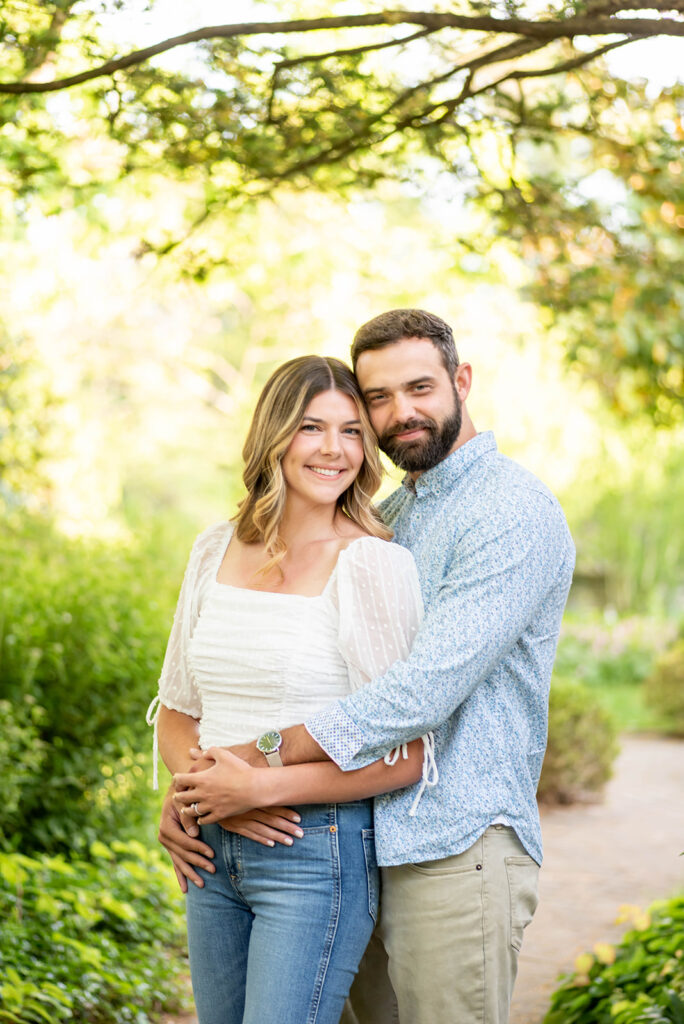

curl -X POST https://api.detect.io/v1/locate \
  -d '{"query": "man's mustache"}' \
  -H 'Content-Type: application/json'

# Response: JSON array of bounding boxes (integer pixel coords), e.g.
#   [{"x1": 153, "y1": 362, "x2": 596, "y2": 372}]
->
[{"x1": 385, "y1": 417, "x2": 435, "y2": 439}]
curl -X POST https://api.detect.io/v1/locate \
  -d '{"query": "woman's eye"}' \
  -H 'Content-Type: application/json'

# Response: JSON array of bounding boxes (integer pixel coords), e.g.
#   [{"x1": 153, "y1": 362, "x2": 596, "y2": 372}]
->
[
  {"x1": 301, "y1": 423, "x2": 320, "y2": 432},
  {"x1": 344, "y1": 428, "x2": 362, "y2": 437}
]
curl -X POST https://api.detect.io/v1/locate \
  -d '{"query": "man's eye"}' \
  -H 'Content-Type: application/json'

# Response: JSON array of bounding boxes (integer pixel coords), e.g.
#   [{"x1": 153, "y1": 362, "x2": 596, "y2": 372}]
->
[{"x1": 367, "y1": 395, "x2": 386, "y2": 404}]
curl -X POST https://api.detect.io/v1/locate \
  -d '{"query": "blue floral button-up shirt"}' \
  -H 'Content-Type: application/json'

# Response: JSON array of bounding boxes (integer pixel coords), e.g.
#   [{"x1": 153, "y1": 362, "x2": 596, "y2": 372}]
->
[{"x1": 306, "y1": 432, "x2": 575, "y2": 867}]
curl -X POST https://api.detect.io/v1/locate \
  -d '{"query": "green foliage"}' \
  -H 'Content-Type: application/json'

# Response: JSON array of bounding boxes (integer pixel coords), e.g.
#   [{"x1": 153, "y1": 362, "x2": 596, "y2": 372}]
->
[
  {"x1": 553, "y1": 616, "x2": 678, "y2": 731},
  {"x1": 0, "y1": 330, "x2": 58, "y2": 510},
  {"x1": 494, "y1": 80, "x2": 684, "y2": 425},
  {"x1": 544, "y1": 896, "x2": 684, "y2": 1024},
  {"x1": 645, "y1": 640, "x2": 684, "y2": 736},
  {"x1": 538, "y1": 678, "x2": 618, "y2": 804},
  {"x1": 0, "y1": 838, "x2": 188, "y2": 1023},
  {"x1": 1, "y1": 3, "x2": 682, "y2": 423},
  {"x1": 0, "y1": 516, "x2": 177, "y2": 855}
]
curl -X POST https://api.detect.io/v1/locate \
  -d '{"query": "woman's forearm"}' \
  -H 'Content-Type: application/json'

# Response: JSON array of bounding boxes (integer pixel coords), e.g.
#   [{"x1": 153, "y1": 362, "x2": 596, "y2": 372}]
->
[
  {"x1": 158, "y1": 705, "x2": 201, "y2": 775},
  {"x1": 255, "y1": 739, "x2": 424, "y2": 808}
]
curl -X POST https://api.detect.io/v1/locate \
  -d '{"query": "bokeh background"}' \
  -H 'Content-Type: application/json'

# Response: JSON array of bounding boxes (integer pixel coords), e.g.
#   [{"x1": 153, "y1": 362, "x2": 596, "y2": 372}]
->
[{"x1": 1, "y1": 2, "x2": 682, "y2": 1021}]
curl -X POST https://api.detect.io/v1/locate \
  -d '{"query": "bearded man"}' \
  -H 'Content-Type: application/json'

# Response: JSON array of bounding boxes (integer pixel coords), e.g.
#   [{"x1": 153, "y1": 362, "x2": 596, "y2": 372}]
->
[{"x1": 163, "y1": 309, "x2": 575, "y2": 1023}]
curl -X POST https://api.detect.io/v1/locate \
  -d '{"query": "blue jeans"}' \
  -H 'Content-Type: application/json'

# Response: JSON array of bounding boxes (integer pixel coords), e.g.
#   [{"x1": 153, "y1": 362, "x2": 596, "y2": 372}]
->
[{"x1": 186, "y1": 801, "x2": 378, "y2": 1024}]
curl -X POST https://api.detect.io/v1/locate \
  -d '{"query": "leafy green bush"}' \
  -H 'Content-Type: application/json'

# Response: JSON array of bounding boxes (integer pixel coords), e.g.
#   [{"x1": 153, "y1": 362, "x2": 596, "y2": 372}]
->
[
  {"x1": 0, "y1": 696, "x2": 47, "y2": 842},
  {"x1": 544, "y1": 896, "x2": 684, "y2": 1024},
  {"x1": 0, "y1": 517, "x2": 178, "y2": 854},
  {"x1": 553, "y1": 616, "x2": 676, "y2": 733},
  {"x1": 645, "y1": 640, "x2": 684, "y2": 736},
  {"x1": 0, "y1": 839, "x2": 188, "y2": 1023},
  {"x1": 538, "y1": 679, "x2": 619, "y2": 804}
]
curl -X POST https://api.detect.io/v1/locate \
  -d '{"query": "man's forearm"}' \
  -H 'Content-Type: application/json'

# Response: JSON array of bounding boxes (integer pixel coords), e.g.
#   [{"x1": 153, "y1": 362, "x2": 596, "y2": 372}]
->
[{"x1": 280, "y1": 723, "x2": 332, "y2": 766}]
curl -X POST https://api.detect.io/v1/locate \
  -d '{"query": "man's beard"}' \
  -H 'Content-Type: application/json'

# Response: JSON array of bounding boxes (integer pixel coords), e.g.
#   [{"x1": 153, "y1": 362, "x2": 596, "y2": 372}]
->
[{"x1": 378, "y1": 392, "x2": 462, "y2": 473}]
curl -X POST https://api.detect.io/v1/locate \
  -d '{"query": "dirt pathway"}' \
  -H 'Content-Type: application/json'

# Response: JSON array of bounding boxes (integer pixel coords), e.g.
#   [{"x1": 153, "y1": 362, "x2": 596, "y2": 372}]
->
[
  {"x1": 163, "y1": 735, "x2": 683, "y2": 1024},
  {"x1": 511, "y1": 735, "x2": 684, "y2": 1024}
]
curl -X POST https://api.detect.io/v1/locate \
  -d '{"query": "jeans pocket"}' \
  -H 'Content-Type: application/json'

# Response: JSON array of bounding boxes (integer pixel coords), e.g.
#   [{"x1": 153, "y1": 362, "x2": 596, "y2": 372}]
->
[
  {"x1": 505, "y1": 855, "x2": 539, "y2": 951},
  {"x1": 361, "y1": 828, "x2": 379, "y2": 924}
]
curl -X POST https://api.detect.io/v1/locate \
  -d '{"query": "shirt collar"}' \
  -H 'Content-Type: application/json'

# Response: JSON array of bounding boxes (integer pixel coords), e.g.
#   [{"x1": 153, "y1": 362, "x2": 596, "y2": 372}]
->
[{"x1": 402, "y1": 431, "x2": 498, "y2": 497}]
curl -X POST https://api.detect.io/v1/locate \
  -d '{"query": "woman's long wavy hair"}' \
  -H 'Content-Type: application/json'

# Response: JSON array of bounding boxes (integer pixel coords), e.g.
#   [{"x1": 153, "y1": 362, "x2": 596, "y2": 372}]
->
[{"x1": 233, "y1": 356, "x2": 391, "y2": 576}]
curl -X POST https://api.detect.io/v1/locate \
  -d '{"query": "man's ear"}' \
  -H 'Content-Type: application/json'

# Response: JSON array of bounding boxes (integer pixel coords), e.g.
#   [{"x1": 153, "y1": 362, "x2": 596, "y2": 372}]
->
[{"x1": 454, "y1": 363, "x2": 472, "y2": 403}]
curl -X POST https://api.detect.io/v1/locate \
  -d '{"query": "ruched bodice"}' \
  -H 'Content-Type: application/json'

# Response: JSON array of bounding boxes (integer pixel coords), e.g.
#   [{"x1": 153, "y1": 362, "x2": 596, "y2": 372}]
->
[{"x1": 188, "y1": 583, "x2": 352, "y2": 749}]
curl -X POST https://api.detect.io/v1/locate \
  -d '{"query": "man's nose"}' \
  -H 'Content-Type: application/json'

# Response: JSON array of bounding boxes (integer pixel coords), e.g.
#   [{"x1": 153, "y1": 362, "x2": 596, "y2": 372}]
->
[{"x1": 391, "y1": 392, "x2": 417, "y2": 423}]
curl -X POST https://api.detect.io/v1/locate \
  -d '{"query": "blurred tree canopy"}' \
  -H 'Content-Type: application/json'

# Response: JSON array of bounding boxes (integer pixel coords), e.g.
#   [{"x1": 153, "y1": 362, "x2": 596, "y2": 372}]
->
[{"x1": 1, "y1": 1, "x2": 682, "y2": 422}]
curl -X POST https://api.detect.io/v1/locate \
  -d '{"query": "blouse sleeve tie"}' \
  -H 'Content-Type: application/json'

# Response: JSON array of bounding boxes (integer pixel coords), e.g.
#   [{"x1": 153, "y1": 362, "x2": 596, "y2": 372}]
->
[
  {"x1": 383, "y1": 731, "x2": 439, "y2": 816},
  {"x1": 146, "y1": 695, "x2": 161, "y2": 791}
]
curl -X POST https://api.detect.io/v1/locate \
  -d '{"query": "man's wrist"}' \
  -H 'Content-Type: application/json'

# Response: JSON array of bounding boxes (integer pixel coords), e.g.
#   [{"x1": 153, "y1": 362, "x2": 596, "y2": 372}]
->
[{"x1": 280, "y1": 724, "x2": 330, "y2": 766}]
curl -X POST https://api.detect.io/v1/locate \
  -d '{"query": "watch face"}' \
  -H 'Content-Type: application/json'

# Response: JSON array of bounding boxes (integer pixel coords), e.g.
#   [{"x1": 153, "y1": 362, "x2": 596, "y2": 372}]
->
[{"x1": 257, "y1": 730, "x2": 282, "y2": 755}]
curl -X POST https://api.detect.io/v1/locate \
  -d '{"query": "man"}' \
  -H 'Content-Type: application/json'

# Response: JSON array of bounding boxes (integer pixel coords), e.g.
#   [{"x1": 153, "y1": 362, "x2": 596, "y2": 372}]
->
[{"x1": 160, "y1": 309, "x2": 575, "y2": 1023}]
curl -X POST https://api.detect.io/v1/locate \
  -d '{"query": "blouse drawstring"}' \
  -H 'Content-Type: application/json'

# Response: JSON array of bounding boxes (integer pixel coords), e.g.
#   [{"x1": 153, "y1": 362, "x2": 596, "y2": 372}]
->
[
  {"x1": 384, "y1": 731, "x2": 439, "y2": 816},
  {"x1": 146, "y1": 695, "x2": 161, "y2": 790}
]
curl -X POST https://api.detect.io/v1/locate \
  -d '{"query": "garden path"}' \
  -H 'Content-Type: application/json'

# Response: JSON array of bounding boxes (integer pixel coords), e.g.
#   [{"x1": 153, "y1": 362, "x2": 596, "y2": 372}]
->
[
  {"x1": 511, "y1": 734, "x2": 684, "y2": 1023},
  {"x1": 162, "y1": 735, "x2": 684, "y2": 1024}
]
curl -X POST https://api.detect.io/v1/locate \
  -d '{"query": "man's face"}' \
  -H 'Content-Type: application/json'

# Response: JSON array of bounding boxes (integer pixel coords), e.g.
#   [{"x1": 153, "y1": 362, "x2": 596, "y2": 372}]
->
[{"x1": 355, "y1": 337, "x2": 465, "y2": 473}]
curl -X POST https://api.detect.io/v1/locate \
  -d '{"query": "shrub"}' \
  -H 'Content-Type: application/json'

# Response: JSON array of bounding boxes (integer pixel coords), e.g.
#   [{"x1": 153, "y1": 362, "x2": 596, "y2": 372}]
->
[
  {"x1": 0, "y1": 517, "x2": 178, "y2": 855},
  {"x1": 644, "y1": 640, "x2": 684, "y2": 736},
  {"x1": 0, "y1": 839, "x2": 189, "y2": 1023},
  {"x1": 538, "y1": 679, "x2": 619, "y2": 804},
  {"x1": 544, "y1": 895, "x2": 684, "y2": 1024}
]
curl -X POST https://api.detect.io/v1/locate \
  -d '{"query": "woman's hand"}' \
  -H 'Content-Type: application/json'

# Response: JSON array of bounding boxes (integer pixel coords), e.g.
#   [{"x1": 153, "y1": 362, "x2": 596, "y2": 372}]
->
[
  {"x1": 218, "y1": 808, "x2": 304, "y2": 847},
  {"x1": 173, "y1": 746, "x2": 273, "y2": 822}
]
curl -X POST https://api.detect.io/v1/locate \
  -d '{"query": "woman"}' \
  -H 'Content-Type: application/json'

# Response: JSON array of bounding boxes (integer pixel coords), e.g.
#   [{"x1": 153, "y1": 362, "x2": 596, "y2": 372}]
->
[{"x1": 150, "y1": 356, "x2": 427, "y2": 1024}]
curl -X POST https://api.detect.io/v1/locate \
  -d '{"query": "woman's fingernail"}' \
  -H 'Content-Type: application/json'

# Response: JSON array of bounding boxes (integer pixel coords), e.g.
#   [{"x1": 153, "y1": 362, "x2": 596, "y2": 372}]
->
[
  {"x1": 294, "y1": 829, "x2": 304, "y2": 838},
  {"x1": 267, "y1": 840, "x2": 275, "y2": 847},
  {"x1": 293, "y1": 814, "x2": 301, "y2": 823},
  {"x1": 284, "y1": 837, "x2": 293, "y2": 846}
]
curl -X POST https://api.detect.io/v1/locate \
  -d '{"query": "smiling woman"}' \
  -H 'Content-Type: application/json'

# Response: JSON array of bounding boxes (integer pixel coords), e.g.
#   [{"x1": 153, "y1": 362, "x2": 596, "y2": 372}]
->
[{"x1": 149, "y1": 354, "x2": 429, "y2": 1024}]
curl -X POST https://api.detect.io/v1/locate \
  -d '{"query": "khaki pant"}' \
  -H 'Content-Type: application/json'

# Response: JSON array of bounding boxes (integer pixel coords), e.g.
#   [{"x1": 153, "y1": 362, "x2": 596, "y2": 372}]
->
[{"x1": 343, "y1": 825, "x2": 539, "y2": 1024}]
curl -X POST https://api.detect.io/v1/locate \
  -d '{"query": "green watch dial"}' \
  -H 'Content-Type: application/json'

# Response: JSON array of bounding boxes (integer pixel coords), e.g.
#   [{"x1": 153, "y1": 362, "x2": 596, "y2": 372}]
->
[{"x1": 257, "y1": 730, "x2": 282, "y2": 755}]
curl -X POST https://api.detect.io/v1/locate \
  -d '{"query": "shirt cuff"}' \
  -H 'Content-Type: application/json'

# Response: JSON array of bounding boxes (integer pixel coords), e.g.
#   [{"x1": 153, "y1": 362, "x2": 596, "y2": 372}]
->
[{"x1": 305, "y1": 702, "x2": 366, "y2": 770}]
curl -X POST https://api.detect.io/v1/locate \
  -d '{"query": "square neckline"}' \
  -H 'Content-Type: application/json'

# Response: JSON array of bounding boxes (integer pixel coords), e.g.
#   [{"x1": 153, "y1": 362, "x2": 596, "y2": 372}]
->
[{"x1": 212, "y1": 522, "x2": 374, "y2": 600}]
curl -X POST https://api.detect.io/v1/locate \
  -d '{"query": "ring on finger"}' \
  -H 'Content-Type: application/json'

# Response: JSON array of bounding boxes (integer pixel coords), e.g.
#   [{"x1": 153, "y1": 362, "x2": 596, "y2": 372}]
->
[{"x1": 191, "y1": 802, "x2": 201, "y2": 816}]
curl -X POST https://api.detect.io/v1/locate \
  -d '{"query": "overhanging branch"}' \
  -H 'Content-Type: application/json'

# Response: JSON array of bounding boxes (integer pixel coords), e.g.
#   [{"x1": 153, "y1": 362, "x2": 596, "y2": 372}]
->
[{"x1": 0, "y1": 8, "x2": 683, "y2": 94}]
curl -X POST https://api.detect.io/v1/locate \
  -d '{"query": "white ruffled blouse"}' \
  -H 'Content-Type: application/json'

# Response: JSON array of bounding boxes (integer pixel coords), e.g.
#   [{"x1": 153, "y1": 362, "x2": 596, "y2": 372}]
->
[{"x1": 149, "y1": 521, "x2": 436, "y2": 810}]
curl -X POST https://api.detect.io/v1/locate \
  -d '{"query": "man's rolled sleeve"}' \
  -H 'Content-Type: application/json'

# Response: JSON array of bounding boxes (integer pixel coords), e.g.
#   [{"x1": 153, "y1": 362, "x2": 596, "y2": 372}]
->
[{"x1": 305, "y1": 701, "x2": 369, "y2": 769}]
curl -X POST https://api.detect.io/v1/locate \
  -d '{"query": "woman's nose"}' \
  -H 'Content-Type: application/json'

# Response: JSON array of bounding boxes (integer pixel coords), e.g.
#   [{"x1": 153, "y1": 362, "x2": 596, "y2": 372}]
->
[{"x1": 319, "y1": 429, "x2": 341, "y2": 456}]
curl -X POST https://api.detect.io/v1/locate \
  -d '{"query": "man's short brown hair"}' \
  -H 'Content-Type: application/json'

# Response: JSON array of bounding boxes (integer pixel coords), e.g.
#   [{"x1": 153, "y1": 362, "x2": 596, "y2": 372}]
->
[{"x1": 351, "y1": 309, "x2": 459, "y2": 377}]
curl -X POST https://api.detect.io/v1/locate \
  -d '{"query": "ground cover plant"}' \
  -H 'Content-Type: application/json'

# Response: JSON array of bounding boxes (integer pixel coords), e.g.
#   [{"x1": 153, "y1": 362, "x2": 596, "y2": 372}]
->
[
  {"x1": 0, "y1": 839, "x2": 188, "y2": 1024},
  {"x1": 544, "y1": 896, "x2": 684, "y2": 1024}
]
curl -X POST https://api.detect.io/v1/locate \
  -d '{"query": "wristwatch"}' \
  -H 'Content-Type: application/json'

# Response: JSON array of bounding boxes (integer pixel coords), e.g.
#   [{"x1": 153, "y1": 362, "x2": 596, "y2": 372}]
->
[{"x1": 256, "y1": 730, "x2": 283, "y2": 767}]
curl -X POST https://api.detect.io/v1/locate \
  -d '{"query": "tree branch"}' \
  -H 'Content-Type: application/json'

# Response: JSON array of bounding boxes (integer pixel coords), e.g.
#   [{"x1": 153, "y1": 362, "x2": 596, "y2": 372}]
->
[
  {"x1": 274, "y1": 27, "x2": 435, "y2": 71},
  {"x1": 0, "y1": 8, "x2": 682, "y2": 94}
]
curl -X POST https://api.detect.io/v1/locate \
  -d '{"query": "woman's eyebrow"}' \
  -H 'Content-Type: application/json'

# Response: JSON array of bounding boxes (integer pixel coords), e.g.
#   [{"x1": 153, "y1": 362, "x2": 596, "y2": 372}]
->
[{"x1": 302, "y1": 416, "x2": 361, "y2": 425}]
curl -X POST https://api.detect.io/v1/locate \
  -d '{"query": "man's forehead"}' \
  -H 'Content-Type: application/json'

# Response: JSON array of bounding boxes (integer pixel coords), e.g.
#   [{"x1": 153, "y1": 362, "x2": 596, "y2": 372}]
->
[{"x1": 355, "y1": 336, "x2": 444, "y2": 388}]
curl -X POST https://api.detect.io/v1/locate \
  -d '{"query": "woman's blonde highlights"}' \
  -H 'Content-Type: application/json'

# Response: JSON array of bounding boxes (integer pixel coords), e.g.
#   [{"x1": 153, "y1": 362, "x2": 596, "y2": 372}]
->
[{"x1": 234, "y1": 356, "x2": 390, "y2": 575}]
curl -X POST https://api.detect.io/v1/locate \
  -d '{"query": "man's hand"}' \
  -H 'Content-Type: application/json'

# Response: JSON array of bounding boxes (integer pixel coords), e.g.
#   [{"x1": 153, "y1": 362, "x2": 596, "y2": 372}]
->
[
  {"x1": 158, "y1": 785, "x2": 216, "y2": 892},
  {"x1": 174, "y1": 747, "x2": 271, "y2": 821}
]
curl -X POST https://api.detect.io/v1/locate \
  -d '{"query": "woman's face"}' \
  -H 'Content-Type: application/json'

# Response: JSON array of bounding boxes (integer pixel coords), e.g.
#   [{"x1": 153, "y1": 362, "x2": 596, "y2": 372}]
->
[{"x1": 281, "y1": 389, "x2": 366, "y2": 507}]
